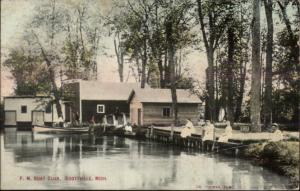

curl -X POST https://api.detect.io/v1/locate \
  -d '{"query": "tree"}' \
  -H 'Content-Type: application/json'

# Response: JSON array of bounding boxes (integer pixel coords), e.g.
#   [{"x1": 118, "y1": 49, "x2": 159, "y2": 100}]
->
[
  {"x1": 3, "y1": 47, "x2": 51, "y2": 95},
  {"x1": 114, "y1": 33, "x2": 125, "y2": 82},
  {"x1": 163, "y1": 0, "x2": 193, "y2": 125},
  {"x1": 250, "y1": 0, "x2": 262, "y2": 132},
  {"x1": 29, "y1": 0, "x2": 67, "y2": 118},
  {"x1": 263, "y1": 0, "x2": 274, "y2": 129},
  {"x1": 62, "y1": 1, "x2": 102, "y2": 80},
  {"x1": 271, "y1": 0, "x2": 299, "y2": 125},
  {"x1": 196, "y1": 0, "x2": 232, "y2": 121}
]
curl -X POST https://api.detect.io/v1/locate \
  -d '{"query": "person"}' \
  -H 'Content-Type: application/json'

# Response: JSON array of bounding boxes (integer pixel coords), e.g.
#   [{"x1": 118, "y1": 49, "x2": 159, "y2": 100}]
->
[
  {"x1": 58, "y1": 116, "x2": 64, "y2": 128},
  {"x1": 89, "y1": 115, "x2": 96, "y2": 132},
  {"x1": 73, "y1": 112, "x2": 80, "y2": 125},
  {"x1": 180, "y1": 119, "x2": 196, "y2": 138},
  {"x1": 124, "y1": 122, "x2": 133, "y2": 132},
  {"x1": 271, "y1": 123, "x2": 283, "y2": 142},
  {"x1": 202, "y1": 120, "x2": 215, "y2": 141},
  {"x1": 218, "y1": 121, "x2": 233, "y2": 142},
  {"x1": 218, "y1": 107, "x2": 225, "y2": 122},
  {"x1": 89, "y1": 115, "x2": 95, "y2": 124}
]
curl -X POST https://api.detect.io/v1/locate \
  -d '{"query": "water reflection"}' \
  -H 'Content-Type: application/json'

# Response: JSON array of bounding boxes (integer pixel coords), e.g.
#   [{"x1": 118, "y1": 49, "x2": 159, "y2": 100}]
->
[{"x1": 1, "y1": 129, "x2": 290, "y2": 190}]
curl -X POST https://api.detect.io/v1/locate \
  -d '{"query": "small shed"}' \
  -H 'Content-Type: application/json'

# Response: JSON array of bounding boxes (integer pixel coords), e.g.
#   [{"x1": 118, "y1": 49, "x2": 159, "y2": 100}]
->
[
  {"x1": 128, "y1": 89, "x2": 202, "y2": 126},
  {"x1": 3, "y1": 96, "x2": 66, "y2": 127}
]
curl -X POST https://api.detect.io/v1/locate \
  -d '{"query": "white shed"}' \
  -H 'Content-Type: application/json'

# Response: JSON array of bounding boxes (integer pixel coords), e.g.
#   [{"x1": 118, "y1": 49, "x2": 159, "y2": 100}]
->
[{"x1": 3, "y1": 96, "x2": 66, "y2": 127}]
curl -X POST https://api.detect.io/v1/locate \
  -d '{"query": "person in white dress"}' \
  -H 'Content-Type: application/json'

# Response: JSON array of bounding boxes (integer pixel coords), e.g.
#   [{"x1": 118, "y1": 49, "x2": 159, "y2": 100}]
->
[
  {"x1": 218, "y1": 121, "x2": 233, "y2": 142},
  {"x1": 124, "y1": 122, "x2": 133, "y2": 132},
  {"x1": 202, "y1": 120, "x2": 215, "y2": 141},
  {"x1": 180, "y1": 119, "x2": 196, "y2": 138},
  {"x1": 271, "y1": 124, "x2": 283, "y2": 142}
]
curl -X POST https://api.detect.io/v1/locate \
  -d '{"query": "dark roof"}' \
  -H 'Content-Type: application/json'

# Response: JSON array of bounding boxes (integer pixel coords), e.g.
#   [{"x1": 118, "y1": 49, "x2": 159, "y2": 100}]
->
[{"x1": 129, "y1": 89, "x2": 201, "y2": 104}]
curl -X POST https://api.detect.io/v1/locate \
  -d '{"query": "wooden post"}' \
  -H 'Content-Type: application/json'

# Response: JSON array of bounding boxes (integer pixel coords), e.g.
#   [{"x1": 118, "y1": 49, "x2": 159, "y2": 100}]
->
[
  {"x1": 170, "y1": 124, "x2": 174, "y2": 142},
  {"x1": 150, "y1": 125, "x2": 154, "y2": 139}
]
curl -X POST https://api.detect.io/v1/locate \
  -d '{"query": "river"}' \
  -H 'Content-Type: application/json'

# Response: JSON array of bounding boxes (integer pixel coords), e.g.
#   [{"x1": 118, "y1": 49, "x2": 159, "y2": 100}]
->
[{"x1": 0, "y1": 129, "x2": 290, "y2": 190}]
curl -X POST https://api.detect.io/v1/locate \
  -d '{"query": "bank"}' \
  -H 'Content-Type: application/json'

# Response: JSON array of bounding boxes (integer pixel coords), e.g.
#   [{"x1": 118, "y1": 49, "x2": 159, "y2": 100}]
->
[{"x1": 241, "y1": 140, "x2": 299, "y2": 189}]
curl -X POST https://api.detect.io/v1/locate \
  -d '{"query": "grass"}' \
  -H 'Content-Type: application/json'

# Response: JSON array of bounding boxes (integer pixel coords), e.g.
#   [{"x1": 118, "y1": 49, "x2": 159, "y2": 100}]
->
[{"x1": 243, "y1": 141, "x2": 299, "y2": 189}]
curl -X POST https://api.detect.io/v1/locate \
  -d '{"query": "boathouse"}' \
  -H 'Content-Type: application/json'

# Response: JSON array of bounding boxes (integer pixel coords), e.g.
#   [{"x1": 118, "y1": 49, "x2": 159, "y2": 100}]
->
[
  {"x1": 128, "y1": 89, "x2": 201, "y2": 126},
  {"x1": 3, "y1": 96, "x2": 66, "y2": 127},
  {"x1": 62, "y1": 80, "x2": 149, "y2": 123}
]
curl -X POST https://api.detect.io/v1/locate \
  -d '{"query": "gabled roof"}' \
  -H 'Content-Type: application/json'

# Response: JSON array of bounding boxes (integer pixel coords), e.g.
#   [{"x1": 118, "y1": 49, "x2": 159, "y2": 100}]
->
[
  {"x1": 128, "y1": 88, "x2": 201, "y2": 104},
  {"x1": 79, "y1": 81, "x2": 147, "y2": 101}
]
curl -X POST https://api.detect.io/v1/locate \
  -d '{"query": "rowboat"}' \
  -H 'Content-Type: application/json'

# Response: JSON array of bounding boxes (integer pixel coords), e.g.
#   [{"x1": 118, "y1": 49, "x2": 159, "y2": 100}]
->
[{"x1": 32, "y1": 126, "x2": 90, "y2": 133}]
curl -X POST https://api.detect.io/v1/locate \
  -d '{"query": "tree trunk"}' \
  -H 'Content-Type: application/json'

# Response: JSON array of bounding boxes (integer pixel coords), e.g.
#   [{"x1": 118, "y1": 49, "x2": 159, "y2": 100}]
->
[
  {"x1": 157, "y1": 55, "x2": 165, "y2": 88},
  {"x1": 197, "y1": 0, "x2": 216, "y2": 121},
  {"x1": 33, "y1": 32, "x2": 63, "y2": 119},
  {"x1": 141, "y1": 38, "x2": 147, "y2": 88},
  {"x1": 235, "y1": 62, "x2": 247, "y2": 121},
  {"x1": 250, "y1": 0, "x2": 262, "y2": 132},
  {"x1": 263, "y1": 0, "x2": 273, "y2": 129},
  {"x1": 227, "y1": 27, "x2": 235, "y2": 124},
  {"x1": 166, "y1": 19, "x2": 178, "y2": 126},
  {"x1": 206, "y1": 49, "x2": 216, "y2": 121},
  {"x1": 114, "y1": 37, "x2": 124, "y2": 82}
]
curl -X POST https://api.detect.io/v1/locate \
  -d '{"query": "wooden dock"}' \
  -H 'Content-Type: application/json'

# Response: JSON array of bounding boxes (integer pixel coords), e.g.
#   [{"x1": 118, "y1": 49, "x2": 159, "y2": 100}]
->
[{"x1": 144, "y1": 125, "x2": 298, "y2": 156}]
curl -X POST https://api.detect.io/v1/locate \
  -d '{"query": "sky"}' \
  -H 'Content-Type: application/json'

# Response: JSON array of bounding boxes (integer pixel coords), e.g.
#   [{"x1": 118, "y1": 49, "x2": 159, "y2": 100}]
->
[{"x1": 0, "y1": 0, "x2": 207, "y2": 100}]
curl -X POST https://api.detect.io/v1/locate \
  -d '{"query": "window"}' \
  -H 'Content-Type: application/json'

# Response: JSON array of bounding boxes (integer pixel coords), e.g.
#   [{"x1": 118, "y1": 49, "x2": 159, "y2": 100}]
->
[
  {"x1": 97, "y1": 104, "x2": 105, "y2": 113},
  {"x1": 21, "y1": 105, "x2": 27, "y2": 113},
  {"x1": 162, "y1": 107, "x2": 171, "y2": 117},
  {"x1": 45, "y1": 103, "x2": 52, "y2": 113}
]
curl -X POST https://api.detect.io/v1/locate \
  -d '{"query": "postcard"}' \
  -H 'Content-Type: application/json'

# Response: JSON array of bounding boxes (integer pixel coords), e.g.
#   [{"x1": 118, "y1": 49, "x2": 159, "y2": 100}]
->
[{"x1": 1, "y1": 0, "x2": 299, "y2": 190}]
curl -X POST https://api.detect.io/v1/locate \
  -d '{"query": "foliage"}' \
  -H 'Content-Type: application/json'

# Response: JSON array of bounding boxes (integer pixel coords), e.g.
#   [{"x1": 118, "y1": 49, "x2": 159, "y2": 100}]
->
[
  {"x1": 3, "y1": 48, "x2": 51, "y2": 95},
  {"x1": 244, "y1": 141, "x2": 300, "y2": 188}
]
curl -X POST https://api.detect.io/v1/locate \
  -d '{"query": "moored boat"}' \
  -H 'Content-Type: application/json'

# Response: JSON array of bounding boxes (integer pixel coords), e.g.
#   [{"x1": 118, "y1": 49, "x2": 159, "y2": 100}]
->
[{"x1": 32, "y1": 126, "x2": 90, "y2": 133}]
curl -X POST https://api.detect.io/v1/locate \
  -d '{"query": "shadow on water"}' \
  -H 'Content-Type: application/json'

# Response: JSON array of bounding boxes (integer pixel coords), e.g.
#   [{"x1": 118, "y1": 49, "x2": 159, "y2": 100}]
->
[{"x1": 0, "y1": 128, "x2": 291, "y2": 190}]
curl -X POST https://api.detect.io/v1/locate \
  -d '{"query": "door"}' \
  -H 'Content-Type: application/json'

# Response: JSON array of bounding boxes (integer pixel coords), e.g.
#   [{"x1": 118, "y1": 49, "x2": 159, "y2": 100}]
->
[
  {"x1": 32, "y1": 111, "x2": 44, "y2": 126},
  {"x1": 4, "y1": 111, "x2": 16, "y2": 126},
  {"x1": 138, "y1": 109, "x2": 142, "y2": 125},
  {"x1": 65, "y1": 104, "x2": 71, "y2": 122}
]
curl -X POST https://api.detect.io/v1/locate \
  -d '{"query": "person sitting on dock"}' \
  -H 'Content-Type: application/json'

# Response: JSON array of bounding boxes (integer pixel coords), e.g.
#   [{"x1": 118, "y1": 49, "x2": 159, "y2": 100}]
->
[
  {"x1": 180, "y1": 119, "x2": 196, "y2": 138},
  {"x1": 202, "y1": 120, "x2": 215, "y2": 142},
  {"x1": 74, "y1": 112, "x2": 80, "y2": 125},
  {"x1": 218, "y1": 121, "x2": 233, "y2": 142},
  {"x1": 270, "y1": 123, "x2": 283, "y2": 142},
  {"x1": 89, "y1": 115, "x2": 96, "y2": 132}
]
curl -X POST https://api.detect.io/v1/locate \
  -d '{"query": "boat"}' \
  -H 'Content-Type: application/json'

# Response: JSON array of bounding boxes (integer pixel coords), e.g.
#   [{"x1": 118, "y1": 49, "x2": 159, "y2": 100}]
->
[
  {"x1": 123, "y1": 131, "x2": 137, "y2": 138},
  {"x1": 32, "y1": 126, "x2": 90, "y2": 133}
]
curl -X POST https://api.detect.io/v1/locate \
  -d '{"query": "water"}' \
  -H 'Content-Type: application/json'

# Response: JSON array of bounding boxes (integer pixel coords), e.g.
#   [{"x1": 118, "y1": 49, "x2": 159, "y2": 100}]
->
[{"x1": 1, "y1": 129, "x2": 290, "y2": 190}]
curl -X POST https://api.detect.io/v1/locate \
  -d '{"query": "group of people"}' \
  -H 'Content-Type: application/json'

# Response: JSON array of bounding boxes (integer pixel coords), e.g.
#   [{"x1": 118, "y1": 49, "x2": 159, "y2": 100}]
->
[
  {"x1": 180, "y1": 119, "x2": 233, "y2": 143},
  {"x1": 180, "y1": 119, "x2": 284, "y2": 143}
]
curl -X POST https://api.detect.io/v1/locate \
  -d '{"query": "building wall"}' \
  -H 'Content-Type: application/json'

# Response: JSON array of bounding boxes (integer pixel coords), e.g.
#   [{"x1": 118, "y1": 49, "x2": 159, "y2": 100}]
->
[
  {"x1": 142, "y1": 103, "x2": 199, "y2": 126},
  {"x1": 81, "y1": 100, "x2": 129, "y2": 123},
  {"x1": 4, "y1": 97, "x2": 65, "y2": 123},
  {"x1": 130, "y1": 94, "x2": 143, "y2": 125}
]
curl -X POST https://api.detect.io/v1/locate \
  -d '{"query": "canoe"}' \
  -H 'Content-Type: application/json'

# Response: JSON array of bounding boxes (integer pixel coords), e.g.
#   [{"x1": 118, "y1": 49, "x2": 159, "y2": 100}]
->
[{"x1": 32, "y1": 126, "x2": 90, "y2": 133}]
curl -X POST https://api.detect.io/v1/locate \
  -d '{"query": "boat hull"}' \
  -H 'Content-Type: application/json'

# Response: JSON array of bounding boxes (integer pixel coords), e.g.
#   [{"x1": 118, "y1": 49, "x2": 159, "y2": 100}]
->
[{"x1": 33, "y1": 126, "x2": 90, "y2": 133}]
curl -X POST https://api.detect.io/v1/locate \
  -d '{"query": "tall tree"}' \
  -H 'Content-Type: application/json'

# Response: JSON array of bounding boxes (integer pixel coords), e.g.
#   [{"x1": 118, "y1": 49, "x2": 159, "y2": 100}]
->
[
  {"x1": 263, "y1": 0, "x2": 274, "y2": 129},
  {"x1": 30, "y1": 0, "x2": 65, "y2": 118},
  {"x1": 250, "y1": 0, "x2": 262, "y2": 132},
  {"x1": 196, "y1": 0, "x2": 231, "y2": 121},
  {"x1": 62, "y1": 1, "x2": 102, "y2": 80},
  {"x1": 114, "y1": 33, "x2": 125, "y2": 82}
]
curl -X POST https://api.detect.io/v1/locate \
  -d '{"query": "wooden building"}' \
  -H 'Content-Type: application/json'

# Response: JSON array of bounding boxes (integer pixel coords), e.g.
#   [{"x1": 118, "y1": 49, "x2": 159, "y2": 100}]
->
[
  {"x1": 3, "y1": 96, "x2": 66, "y2": 127},
  {"x1": 63, "y1": 80, "x2": 148, "y2": 123},
  {"x1": 128, "y1": 89, "x2": 201, "y2": 126}
]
